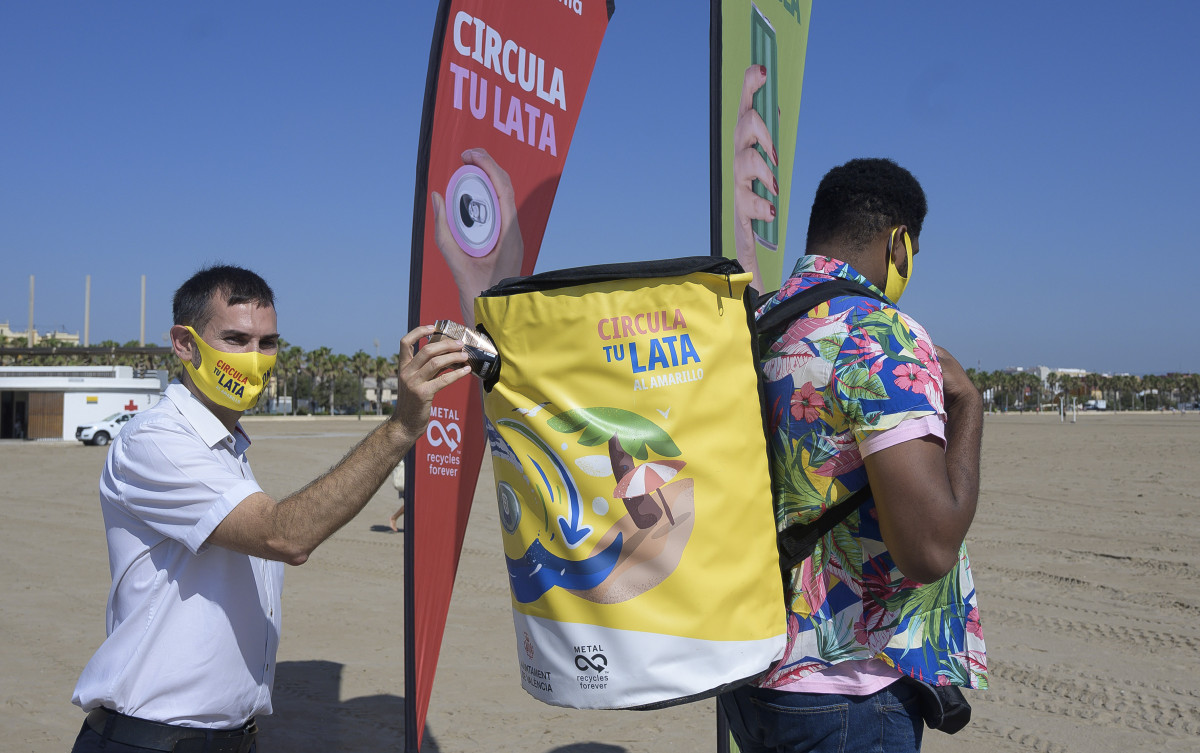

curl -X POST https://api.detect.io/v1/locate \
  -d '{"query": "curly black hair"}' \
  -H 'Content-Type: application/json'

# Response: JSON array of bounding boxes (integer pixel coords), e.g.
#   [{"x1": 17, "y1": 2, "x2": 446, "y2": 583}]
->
[
  {"x1": 172, "y1": 264, "x2": 275, "y2": 330},
  {"x1": 805, "y1": 158, "x2": 927, "y2": 253}
]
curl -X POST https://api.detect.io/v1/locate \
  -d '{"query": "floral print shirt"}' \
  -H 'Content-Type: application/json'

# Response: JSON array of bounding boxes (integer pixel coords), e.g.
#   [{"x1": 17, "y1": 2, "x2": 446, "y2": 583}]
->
[{"x1": 756, "y1": 255, "x2": 987, "y2": 690}]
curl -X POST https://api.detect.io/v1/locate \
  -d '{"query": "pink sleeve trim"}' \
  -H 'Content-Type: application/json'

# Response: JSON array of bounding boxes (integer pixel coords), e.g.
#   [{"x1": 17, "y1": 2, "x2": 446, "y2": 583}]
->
[{"x1": 859, "y1": 414, "x2": 945, "y2": 458}]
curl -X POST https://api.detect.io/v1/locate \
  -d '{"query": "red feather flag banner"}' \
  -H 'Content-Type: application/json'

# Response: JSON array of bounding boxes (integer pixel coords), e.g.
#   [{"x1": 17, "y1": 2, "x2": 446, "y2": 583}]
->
[{"x1": 404, "y1": 1, "x2": 613, "y2": 749}]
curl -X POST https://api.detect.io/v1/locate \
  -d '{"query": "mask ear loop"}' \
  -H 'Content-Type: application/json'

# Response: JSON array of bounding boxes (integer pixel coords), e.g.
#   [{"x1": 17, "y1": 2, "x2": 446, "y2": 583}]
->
[
  {"x1": 886, "y1": 228, "x2": 912, "y2": 279},
  {"x1": 884, "y1": 227, "x2": 913, "y2": 303},
  {"x1": 183, "y1": 326, "x2": 204, "y2": 369}
]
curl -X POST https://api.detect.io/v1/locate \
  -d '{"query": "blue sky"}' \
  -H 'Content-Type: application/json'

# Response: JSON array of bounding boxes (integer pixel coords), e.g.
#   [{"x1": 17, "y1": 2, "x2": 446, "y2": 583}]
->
[{"x1": 2, "y1": 2, "x2": 1197, "y2": 374}]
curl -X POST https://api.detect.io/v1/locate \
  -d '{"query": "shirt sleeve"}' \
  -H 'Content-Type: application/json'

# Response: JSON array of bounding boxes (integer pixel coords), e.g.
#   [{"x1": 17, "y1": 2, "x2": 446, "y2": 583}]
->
[
  {"x1": 832, "y1": 310, "x2": 945, "y2": 444},
  {"x1": 858, "y1": 413, "x2": 946, "y2": 457},
  {"x1": 106, "y1": 417, "x2": 263, "y2": 554}
]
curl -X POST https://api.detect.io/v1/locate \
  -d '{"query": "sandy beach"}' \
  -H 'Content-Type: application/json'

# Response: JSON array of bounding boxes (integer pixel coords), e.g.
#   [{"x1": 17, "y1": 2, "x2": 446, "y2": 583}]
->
[{"x1": 2, "y1": 411, "x2": 1197, "y2": 752}]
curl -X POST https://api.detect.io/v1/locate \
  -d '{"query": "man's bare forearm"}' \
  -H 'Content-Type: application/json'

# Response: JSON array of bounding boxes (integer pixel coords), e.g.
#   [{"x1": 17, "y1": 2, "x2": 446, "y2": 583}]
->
[
  {"x1": 943, "y1": 389, "x2": 983, "y2": 530},
  {"x1": 206, "y1": 326, "x2": 472, "y2": 565},
  {"x1": 275, "y1": 420, "x2": 417, "y2": 558}
]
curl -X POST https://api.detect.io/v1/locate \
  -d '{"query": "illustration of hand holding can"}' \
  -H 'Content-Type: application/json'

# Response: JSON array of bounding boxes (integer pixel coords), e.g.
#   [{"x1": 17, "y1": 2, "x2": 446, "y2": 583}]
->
[
  {"x1": 733, "y1": 61, "x2": 779, "y2": 295},
  {"x1": 431, "y1": 148, "x2": 525, "y2": 327}
]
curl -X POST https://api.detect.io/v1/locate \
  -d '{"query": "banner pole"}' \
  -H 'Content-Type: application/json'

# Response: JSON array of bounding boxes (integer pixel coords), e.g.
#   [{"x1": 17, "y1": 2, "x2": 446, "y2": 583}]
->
[
  {"x1": 711, "y1": 5, "x2": 729, "y2": 751},
  {"x1": 716, "y1": 700, "x2": 731, "y2": 753},
  {"x1": 403, "y1": 454, "x2": 417, "y2": 752},
  {"x1": 709, "y1": 0, "x2": 724, "y2": 260},
  {"x1": 404, "y1": 2, "x2": 453, "y2": 749}
]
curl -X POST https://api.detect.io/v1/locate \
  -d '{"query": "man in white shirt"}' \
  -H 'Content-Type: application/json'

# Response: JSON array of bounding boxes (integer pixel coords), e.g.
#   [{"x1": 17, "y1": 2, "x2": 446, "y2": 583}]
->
[{"x1": 71, "y1": 265, "x2": 472, "y2": 753}]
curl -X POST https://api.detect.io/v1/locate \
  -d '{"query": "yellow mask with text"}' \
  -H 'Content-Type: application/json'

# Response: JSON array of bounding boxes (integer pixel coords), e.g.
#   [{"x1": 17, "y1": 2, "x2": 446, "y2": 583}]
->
[{"x1": 183, "y1": 326, "x2": 275, "y2": 411}]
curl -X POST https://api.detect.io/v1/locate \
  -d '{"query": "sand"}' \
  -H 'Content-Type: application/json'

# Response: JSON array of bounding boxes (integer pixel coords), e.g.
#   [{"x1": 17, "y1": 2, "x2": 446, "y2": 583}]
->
[{"x1": 1, "y1": 411, "x2": 1197, "y2": 752}]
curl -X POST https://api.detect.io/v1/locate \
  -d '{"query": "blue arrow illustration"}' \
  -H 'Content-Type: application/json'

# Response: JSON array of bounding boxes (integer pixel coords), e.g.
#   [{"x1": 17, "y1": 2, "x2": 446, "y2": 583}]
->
[
  {"x1": 555, "y1": 493, "x2": 592, "y2": 548},
  {"x1": 499, "y1": 418, "x2": 592, "y2": 548}
]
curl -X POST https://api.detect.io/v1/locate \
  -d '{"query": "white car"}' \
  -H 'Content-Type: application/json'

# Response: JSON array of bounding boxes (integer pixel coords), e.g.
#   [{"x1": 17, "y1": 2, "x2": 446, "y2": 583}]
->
[{"x1": 76, "y1": 411, "x2": 136, "y2": 446}]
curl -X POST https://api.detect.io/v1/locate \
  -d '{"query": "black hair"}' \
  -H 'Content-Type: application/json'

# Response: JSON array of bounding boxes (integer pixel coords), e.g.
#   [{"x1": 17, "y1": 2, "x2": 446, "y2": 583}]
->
[
  {"x1": 172, "y1": 265, "x2": 275, "y2": 330},
  {"x1": 805, "y1": 158, "x2": 928, "y2": 252}
]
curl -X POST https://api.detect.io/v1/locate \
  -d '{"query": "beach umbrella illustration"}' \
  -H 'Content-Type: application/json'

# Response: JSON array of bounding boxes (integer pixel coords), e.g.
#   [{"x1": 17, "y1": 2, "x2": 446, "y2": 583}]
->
[
  {"x1": 548, "y1": 407, "x2": 684, "y2": 529},
  {"x1": 613, "y1": 459, "x2": 687, "y2": 526}
]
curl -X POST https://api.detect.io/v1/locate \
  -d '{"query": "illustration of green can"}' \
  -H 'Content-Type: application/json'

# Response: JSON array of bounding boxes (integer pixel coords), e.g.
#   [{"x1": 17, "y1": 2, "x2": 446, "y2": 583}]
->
[{"x1": 751, "y1": 3, "x2": 779, "y2": 251}]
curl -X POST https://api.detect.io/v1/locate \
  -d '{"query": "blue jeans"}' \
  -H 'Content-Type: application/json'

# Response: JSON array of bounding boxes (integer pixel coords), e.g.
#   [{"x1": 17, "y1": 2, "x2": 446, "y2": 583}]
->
[{"x1": 718, "y1": 680, "x2": 924, "y2": 753}]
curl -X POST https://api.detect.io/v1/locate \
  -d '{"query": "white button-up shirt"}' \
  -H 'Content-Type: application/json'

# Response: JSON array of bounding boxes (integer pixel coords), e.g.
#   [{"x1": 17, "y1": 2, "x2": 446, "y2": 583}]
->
[{"x1": 73, "y1": 381, "x2": 284, "y2": 729}]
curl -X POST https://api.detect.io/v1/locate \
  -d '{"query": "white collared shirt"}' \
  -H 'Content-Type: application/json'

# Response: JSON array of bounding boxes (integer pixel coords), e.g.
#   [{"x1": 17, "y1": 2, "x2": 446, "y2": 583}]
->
[{"x1": 73, "y1": 381, "x2": 284, "y2": 729}]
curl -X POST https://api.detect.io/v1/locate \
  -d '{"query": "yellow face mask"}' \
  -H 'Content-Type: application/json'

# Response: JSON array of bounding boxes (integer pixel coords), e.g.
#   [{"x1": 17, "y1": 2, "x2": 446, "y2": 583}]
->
[
  {"x1": 884, "y1": 228, "x2": 914, "y2": 304},
  {"x1": 183, "y1": 326, "x2": 276, "y2": 411}
]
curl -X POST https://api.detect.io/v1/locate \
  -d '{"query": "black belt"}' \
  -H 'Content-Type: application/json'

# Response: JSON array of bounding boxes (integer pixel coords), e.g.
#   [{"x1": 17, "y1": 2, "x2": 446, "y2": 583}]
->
[{"x1": 85, "y1": 707, "x2": 257, "y2": 753}]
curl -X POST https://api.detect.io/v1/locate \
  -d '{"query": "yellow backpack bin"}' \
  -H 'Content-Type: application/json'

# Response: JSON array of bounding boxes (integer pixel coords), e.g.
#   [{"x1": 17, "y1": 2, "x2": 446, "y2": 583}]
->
[{"x1": 473, "y1": 256, "x2": 786, "y2": 709}]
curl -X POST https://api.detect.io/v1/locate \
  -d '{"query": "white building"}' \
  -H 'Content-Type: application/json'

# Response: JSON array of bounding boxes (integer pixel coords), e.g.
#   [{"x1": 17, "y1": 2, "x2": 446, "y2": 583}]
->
[
  {"x1": 0, "y1": 321, "x2": 81, "y2": 346},
  {"x1": 363, "y1": 375, "x2": 399, "y2": 411},
  {"x1": 0, "y1": 366, "x2": 166, "y2": 441},
  {"x1": 1035, "y1": 365, "x2": 1089, "y2": 384}
]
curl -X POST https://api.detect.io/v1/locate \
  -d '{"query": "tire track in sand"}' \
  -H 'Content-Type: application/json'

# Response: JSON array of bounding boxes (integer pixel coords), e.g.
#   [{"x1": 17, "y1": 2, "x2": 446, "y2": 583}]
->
[{"x1": 987, "y1": 661, "x2": 1200, "y2": 738}]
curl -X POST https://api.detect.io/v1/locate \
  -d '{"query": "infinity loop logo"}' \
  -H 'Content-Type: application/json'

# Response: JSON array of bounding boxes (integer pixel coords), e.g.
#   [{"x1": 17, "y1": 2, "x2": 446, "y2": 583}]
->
[
  {"x1": 427, "y1": 420, "x2": 461, "y2": 451},
  {"x1": 575, "y1": 653, "x2": 608, "y2": 673}
]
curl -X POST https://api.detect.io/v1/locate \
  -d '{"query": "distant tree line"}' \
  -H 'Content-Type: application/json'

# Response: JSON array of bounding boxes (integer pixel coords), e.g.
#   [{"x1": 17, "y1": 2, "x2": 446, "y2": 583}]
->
[
  {"x1": 966, "y1": 368, "x2": 1200, "y2": 412},
  {"x1": 4, "y1": 333, "x2": 1198, "y2": 414},
  {"x1": 0, "y1": 335, "x2": 399, "y2": 417}
]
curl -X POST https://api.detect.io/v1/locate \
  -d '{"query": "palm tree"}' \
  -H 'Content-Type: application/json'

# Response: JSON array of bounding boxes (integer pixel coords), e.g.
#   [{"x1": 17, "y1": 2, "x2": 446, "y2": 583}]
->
[
  {"x1": 349, "y1": 350, "x2": 373, "y2": 419},
  {"x1": 273, "y1": 341, "x2": 303, "y2": 414},
  {"x1": 307, "y1": 346, "x2": 332, "y2": 415},
  {"x1": 1183, "y1": 373, "x2": 1200, "y2": 409},
  {"x1": 119, "y1": 340, "x2": 144, "y2": 368},
  {"x1": 546, "y1": 407, "x2": 683, "y2": 528},
  {"x1": 1168, "y1": 372, "x2": 1190, "y2": 409},
  {"x1": 997, "y1": 371, "x2": 1014, "y2": 412},
  {"x1": 31, "y1": 336, "x2": 73, "y2": 366},
  {"x1": 292, "y1": 347, "x2": 309, "y2": 415},
  {"x1": 327, "y1": 353, "x2": 348, "y2": 415},
  {"x1": 1120, "y1": 374, "x2": 1139, "y2": 411},
  {"x1": 373, "y1": 355, "x2": 392, "y2": 415},
  {"x1": 1024, "y1": 372, "x2": 1041, "y2": 411},
  {"x1": 969, "y1": 369, "x2": 993, "y2": 411},
  {"x1": 1144, "y1": 374, "x2": 1160, "y2": 410}
]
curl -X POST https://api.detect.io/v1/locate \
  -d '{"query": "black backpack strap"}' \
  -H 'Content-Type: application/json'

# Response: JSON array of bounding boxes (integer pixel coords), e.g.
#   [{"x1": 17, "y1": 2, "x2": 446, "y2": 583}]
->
[
  {"x1": 757, "y1": 277, "x2": 885, "y2": 579},
  {"x1": 777, "y1": 484, "x2": 872, "y2": 575},
  {"x1": 754, "y1": 287, "x2": 776, "y2": 311},
  {"x1": 756, "y1": 278, "x2": 885, "y2": 344}
]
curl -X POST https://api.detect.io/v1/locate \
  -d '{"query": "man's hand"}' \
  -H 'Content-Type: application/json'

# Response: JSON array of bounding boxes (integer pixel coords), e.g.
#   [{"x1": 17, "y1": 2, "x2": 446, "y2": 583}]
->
[{"x1": 389, "y1": 324, "x2": 473, "y2": 446}]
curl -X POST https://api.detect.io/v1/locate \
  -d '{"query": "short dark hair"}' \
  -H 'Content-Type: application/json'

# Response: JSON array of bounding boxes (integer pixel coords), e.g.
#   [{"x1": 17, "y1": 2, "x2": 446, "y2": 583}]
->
[
  {"x1": 172, "y1": 265, "x2": 275, "y2": 330},
  {"x1": 805, "y1": 158, "x2": 927, "y2": 252}
]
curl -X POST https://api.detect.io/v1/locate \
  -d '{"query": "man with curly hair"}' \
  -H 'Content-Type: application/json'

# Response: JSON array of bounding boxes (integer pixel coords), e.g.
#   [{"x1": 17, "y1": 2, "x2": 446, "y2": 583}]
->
[{"x1": 719, "y1": 158, "x2": 986, "y2": 753}]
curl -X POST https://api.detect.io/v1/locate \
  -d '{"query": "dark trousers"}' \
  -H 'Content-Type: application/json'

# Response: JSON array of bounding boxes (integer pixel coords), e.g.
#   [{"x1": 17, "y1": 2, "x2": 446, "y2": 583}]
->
[{"x1": 71, "y1": 720, "x2": 258, "y2": 753}]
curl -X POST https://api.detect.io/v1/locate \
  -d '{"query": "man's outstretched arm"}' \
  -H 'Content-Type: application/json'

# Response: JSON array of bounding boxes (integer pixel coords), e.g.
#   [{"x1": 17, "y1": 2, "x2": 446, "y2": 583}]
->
[{"x1": 208, "y1": 325, "x2": 472, "y2": 565}]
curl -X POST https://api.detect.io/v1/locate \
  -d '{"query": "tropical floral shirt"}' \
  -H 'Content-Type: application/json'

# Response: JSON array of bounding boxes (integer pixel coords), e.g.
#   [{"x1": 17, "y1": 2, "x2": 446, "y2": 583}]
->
[{"x1": 756, "y1": 255, "x2": 987, "y2": 690}]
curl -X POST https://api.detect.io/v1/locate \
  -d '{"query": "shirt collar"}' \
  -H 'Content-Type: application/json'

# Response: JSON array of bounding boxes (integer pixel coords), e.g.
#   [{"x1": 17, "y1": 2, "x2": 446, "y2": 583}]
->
[
  {"x1": 789, "y1": 255, "x2": 891, "y2": 304},
  {"x1": 164, "y1": 380, "x2": 251, "y2": 451}
]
